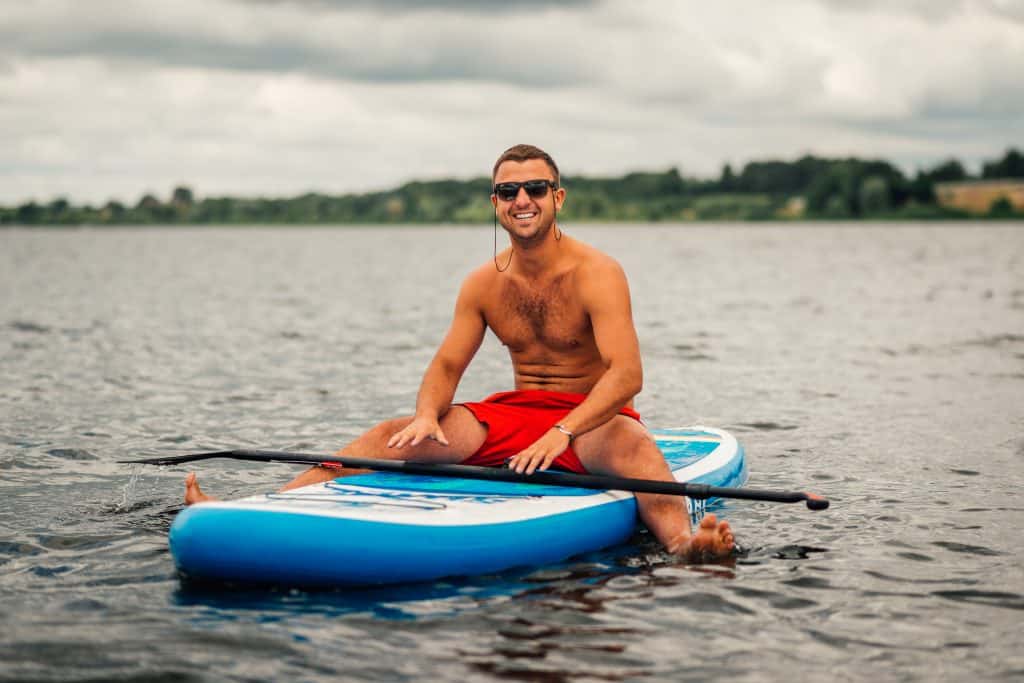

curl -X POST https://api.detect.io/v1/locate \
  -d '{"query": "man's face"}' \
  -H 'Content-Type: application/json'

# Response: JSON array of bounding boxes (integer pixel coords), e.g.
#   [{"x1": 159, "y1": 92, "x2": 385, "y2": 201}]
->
[{"x1": 491, "y1": 158, "x2": 566, "y2": 244}]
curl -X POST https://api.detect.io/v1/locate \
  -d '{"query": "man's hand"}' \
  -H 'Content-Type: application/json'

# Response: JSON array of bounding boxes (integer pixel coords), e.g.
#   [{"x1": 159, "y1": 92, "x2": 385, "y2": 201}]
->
[
  {"x1": 508, "y1": 427, "x2": 572, "y2": 475},
  {"x1": 387, "y1": 416, "x2": 450, "y2": 449}
]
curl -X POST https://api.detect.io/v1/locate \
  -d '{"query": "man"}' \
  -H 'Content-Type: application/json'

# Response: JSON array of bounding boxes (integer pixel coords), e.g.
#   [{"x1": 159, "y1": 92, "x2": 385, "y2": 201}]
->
[{"x1": 186, "y1": 144, "x2": 735, "y2": 561}]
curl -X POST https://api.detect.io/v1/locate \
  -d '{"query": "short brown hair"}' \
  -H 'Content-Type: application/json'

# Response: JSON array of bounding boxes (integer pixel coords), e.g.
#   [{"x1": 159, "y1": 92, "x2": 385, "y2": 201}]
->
[{"x1": 492, "y1": 144, "x2": 560, "y2": 185}]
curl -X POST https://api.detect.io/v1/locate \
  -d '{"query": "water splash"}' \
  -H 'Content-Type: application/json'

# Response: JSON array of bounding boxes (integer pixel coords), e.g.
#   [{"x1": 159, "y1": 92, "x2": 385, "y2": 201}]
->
[{"x1": 117, "y1": 466, "x2": 143, "y2": 512}]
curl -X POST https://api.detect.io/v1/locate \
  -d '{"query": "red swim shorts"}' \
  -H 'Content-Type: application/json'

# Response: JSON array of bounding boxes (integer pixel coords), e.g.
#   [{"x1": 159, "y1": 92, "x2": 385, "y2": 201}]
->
[{"x1": 457, "y1": 389, "x2": 642, "y2": 474}]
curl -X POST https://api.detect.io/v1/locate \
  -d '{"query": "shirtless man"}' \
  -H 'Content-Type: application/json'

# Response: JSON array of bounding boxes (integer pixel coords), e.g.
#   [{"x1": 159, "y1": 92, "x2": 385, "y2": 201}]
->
[{"x1": 186, "y1": 144, "x2": 735, "y2": 561}]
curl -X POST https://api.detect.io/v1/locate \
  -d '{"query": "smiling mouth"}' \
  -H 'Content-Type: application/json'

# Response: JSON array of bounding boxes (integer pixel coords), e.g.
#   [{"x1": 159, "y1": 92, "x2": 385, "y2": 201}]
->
[{"x1": 513, "y1": 211, "x2": 537, "y2": 220}]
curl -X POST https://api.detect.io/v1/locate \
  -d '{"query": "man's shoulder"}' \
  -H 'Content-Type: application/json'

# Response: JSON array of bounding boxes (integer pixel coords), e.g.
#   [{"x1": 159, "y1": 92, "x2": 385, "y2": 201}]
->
[
  {"x1": 460, "y1": 260, "x2": 502, "y2": 295},
  {"x1": 571, "y1": 238, "x2": 626, "y2": 280}
]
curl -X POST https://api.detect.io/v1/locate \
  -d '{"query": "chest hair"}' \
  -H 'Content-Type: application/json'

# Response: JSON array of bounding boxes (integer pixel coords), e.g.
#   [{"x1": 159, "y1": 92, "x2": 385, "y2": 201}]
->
[{"x1": 499, "y1": 274, "x2": 584, "y2": 349}]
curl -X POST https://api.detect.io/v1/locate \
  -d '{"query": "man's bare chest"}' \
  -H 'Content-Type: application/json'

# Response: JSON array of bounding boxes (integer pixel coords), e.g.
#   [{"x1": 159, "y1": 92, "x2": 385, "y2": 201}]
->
[{"x1": 483, "y1": 275, "x2": 593, "y2": 353}]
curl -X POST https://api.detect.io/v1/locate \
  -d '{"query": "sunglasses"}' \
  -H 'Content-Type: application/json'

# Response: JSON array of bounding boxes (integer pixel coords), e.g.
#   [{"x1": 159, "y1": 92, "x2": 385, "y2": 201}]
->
[{"x1": 492, "y1": 179, "x2": 558, "y2": 202}]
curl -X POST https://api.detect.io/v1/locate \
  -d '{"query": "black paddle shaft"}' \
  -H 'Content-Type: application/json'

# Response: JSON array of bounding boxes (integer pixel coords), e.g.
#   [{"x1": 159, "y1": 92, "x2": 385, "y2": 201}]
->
[{"x1": 122, "y1": 449, "x2": 830, "y2": 510}]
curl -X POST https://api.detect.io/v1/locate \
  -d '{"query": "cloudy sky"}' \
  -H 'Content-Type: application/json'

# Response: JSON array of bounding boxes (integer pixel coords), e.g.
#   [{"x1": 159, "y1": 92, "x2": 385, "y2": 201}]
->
[{"x1": 2, "y1": 0, "x2": 1022, "y2": 205}]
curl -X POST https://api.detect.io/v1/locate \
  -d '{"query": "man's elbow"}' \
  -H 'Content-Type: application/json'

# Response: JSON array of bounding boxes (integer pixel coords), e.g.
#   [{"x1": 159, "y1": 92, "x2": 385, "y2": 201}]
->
[
  {"x1": 604, "y1": 358, "x2": 643, "y2": 397},
  {"x1": 622, "y1": 366, "x2": 643, "y2": 398},
  {"x1": 431, "y1": 354, "x2": 465, "y2": 382}
]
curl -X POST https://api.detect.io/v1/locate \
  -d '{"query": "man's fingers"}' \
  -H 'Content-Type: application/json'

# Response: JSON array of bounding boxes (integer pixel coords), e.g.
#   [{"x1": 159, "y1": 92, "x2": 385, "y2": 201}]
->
[
  {"x1": 511, "y1": 453, "x2": 529, "y2": 474},
  {"x1": 528, "y1": 452, "x2": 557, "y2": 475},
  {"x1": 527, "y1": 457, "x2": 549, "y2": 475},
  {"x1": 509, "y1": 428, "x2": 572, "y2": 474},
  {"x1": 389, "y1": 422, "x2": 449, "y2": 449},
  {"x1": 536, "y1": 453, "x2": 556, "y2": 472},
  {"x1": 510, "y1": 449, "x2": 546, "y2": 475},
  {"x1": 388, "y1": 427, "x2": 415, "y2": 448}
]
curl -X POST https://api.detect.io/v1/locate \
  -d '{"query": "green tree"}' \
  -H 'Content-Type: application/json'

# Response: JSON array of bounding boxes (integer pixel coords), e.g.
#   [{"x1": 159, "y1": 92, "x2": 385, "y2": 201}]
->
[
  {"x1": 988, "y1": 196, "x2": 1016, "y2": 218},
  {"x1": 719, "y1": 163, "x2": 737, "y2": 191},
  {"x1": 172, "y1": 186, "x2": 194, "y2": 205},
  {"x1": 137, "y1": 194, "x2": 160, "y2": 210},
  {"x1": 171, "y1": 186, "x2": 195, "y2": 221},
  {"x1": 982, "y1": 148, "x2": 1024, "y2": 179},
  {"x1": 925, "y1": 159, "x2": 968, "y2": 182},
  {"x1": 859, "y1": 176, "x2": 891, "y2": 215},
  {"x1": 806, "y1": 172, "x2": 843, "y2": 214},
  {"x1": 823, "y1": 194, "x2": 850, "y2": 218},
  {"x1": 102, "y1": 201, "x2": 126, "y2": 223},
  {"x1": 15, "y1": 201, "x2": 43, "y2": 224},
  {"x1": 135, "y1": 193, "x2": 174, "y2": 223},
  {"x1": 908, "y1": 158, "x2": 967, "y2": 203}
]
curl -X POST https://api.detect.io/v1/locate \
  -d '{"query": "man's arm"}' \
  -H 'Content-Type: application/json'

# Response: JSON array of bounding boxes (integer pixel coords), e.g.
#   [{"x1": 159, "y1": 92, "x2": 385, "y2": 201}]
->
[
  {"x1": 387, "y1": 271, "x2": 488, "y2": 448},
  {"x1": 508, "y1": 257, "x2": 643, "y2": 473}
]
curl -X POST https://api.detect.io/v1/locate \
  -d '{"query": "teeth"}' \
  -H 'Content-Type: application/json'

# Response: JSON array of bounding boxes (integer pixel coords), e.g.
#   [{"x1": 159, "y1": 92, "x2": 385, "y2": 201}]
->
[{"x1": 515, "y1": 212, "x2": 536, "y2": 219}]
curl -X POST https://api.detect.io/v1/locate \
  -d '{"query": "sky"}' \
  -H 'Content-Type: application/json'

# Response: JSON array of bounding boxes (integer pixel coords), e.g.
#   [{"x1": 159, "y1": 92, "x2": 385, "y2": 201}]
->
[{"x1": 2, "y1": 0, "x2": 1022, "y2": 205}]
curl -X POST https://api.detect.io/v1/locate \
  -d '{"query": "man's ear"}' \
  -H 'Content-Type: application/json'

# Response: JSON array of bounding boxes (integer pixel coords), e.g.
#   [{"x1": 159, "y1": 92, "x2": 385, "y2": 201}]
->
[{"x1": 555, "y1": 187, "x2": 566, "y2": 212}]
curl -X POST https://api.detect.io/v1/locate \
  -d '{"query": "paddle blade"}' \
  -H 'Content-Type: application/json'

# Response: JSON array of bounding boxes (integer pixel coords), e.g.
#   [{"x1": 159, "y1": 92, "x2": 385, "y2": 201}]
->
[
  {"x1": 118, "y1": 451, "x2": 246, "y2": 466},
  {"x1": 804, "y1": 493, "x2": 830, "y2": 510}
]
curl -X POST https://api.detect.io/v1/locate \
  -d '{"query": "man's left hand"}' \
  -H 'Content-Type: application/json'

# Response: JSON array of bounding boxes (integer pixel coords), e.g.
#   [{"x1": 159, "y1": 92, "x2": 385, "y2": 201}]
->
[{"x1": 508, "y1": 427, "x2": 571, "y2": 475}]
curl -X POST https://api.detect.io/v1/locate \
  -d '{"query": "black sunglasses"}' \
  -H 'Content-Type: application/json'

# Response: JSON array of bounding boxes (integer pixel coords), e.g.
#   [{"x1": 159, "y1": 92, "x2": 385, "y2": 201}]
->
[{"x1": 492, "y1": 179, "x2": 558, "y2": 202}]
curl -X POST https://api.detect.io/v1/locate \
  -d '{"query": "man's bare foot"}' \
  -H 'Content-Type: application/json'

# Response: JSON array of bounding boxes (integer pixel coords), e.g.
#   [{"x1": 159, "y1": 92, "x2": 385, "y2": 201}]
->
[
  {"x1": 184, "y1": 472, "x2": 217, "y2": 505},
  {"x1": 672, "y1": 514, "x2": 735, "y2": 562}
]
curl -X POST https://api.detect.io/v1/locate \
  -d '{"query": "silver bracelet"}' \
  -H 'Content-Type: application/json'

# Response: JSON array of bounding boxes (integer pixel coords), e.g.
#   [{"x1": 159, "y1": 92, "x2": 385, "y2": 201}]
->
[{"x1": 553, "y1": 424, "x2": 575, "y2": 443}]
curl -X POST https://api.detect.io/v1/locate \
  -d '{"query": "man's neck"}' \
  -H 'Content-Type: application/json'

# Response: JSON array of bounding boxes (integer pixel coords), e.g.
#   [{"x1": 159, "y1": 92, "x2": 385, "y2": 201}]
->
[{"x1": 510, "y1": 225, "x2": 564, "y2": 278}]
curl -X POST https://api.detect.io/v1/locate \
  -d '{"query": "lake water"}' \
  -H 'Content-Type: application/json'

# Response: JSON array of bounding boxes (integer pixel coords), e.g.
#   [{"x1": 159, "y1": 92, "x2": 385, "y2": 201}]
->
[{"x1": 1, "y1": 223, "x2": 1022, "y2": 682}]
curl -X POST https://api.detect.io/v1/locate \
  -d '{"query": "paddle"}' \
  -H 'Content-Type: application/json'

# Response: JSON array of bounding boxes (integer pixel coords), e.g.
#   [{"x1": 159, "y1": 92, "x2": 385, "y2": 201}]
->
[{"x1": 121, "y1": 449, "x2": 830, "y2": 510}]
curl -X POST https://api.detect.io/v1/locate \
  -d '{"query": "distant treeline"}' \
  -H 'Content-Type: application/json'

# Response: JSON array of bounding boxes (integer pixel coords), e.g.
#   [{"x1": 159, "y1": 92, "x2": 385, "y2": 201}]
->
[{"x1": 4, "y1": 148, "x2": 1023, "y2": 226}]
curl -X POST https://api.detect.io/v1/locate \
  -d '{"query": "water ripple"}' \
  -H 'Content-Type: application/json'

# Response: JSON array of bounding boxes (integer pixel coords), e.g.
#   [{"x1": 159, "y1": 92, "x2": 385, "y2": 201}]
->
[
  {"x1": 931, "y1": 541, "x2": 1003, "y2": 557},
  {"x1": 931, "y1": 590, "x2": 1024, "y2": 610},
  {"x1": 46, "y1": 448, "x2": 98, "y2": 461},
  {"x1": 8, "y1": 320, "x2": 52, "y2": 334}
]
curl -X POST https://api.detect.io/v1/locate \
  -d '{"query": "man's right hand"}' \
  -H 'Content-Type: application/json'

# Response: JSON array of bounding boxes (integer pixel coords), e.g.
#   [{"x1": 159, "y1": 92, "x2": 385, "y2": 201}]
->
[{"x1": 387, "y1": 416, "x2": 450, "y2": 449}]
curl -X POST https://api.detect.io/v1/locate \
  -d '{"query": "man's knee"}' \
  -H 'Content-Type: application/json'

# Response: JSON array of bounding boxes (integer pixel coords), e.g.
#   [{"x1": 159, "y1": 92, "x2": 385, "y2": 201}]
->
[
  {"x1": 372, "y1": 417, "x2": 413, "y2": 437},
  {"x1": 606, "y1": 416, "x2": 655, "y2": 450},
  {"x1": 578, "y1": 416, "x2": 654, "y2": 465},
  {"x1": 344, "y1": 417, "x2": 412, "y2": 453}
]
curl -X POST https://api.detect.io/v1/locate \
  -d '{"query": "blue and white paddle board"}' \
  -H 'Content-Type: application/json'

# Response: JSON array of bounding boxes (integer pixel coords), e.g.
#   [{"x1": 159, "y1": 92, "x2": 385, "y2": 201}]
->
[{"x1": 169, "y1": 426, "x2": 747, "y2": 586}]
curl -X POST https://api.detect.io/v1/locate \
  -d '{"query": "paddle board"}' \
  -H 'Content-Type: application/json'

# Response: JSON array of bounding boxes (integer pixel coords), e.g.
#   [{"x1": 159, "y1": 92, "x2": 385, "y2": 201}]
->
[{"x1": 169, "y1": 426, "x2": 747, "y2": 586}]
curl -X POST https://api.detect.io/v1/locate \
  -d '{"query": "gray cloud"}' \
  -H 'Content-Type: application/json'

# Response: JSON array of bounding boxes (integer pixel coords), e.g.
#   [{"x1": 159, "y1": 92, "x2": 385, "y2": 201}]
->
[
  {"x1": 815, "y1": 0, "x2": 1024, "y2": 24},
  {"x1": 1, "y1": 29, "x2": 589, "y2": 87},
  {"x1": 0, "y1": 0, "x2": 597, "y2": 88},
  {"x1": 239, "y1": 0, "x2": 596, "y2": 10},
  {"x1": 987, "y1": 0, "x2": 1024, "y2": 23},
  {"x1": 813, "y1": 0, "x2": 972, "y2": 22},
  {"x1": 1, "y1": 0, "x2": 1021, "y2": 204}
]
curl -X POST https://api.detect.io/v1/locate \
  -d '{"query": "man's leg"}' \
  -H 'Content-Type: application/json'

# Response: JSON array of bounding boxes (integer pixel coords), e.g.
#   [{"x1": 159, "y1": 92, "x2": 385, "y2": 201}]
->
[
  {"x1": 184, "y1": 406, "x2": 488, "y2": 503},
  {"x1": 573, "y1": 416, "x2": 735, "y2": 561}
]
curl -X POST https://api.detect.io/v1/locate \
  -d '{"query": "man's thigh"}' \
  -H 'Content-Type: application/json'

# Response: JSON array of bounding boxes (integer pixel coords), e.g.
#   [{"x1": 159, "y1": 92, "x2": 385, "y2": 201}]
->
[
  {"x1": 351, "y1": 406, "x2": 488, "y2": 464},
  {"x1": 573, "y1": 415, "x2": 668, "y2": 478}
]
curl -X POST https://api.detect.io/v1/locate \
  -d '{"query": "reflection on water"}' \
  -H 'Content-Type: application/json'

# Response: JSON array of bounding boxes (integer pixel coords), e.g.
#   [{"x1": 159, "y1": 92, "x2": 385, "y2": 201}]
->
[{"x1": 1, "y1": 223, "x2": 1023, "y2": 681}]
